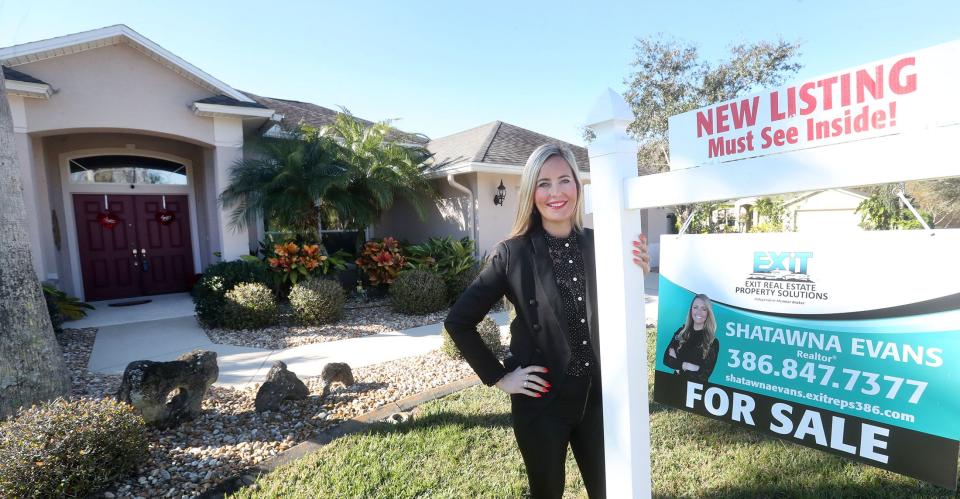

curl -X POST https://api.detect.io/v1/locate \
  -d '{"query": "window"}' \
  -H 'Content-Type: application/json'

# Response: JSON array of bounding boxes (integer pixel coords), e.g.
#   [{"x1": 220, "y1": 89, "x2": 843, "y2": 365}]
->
[{"x1": 68, "y1": 155, "x2": 187, "y2": 185}]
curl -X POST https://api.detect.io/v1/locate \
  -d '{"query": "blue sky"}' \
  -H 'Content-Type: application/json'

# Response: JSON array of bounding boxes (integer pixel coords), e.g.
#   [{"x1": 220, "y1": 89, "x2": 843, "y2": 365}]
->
[{"x1": 2, "y1": 0, "x2": 958, "y2": 145}]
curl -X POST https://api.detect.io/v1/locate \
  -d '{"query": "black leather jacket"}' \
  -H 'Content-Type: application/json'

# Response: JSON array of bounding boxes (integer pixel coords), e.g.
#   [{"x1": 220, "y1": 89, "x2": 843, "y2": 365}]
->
[{"x1": 444, "y1": 225, "x2": 600, "y2": 404}]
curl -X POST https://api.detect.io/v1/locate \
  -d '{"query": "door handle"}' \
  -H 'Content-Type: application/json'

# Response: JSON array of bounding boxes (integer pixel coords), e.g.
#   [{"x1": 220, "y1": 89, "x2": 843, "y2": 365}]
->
[
  {"x1": 132, "y1": 248, "x2": 139, "y2": 267},
  {"x1": 141, "y1": 248, "x2": 150, "y2": 272}
]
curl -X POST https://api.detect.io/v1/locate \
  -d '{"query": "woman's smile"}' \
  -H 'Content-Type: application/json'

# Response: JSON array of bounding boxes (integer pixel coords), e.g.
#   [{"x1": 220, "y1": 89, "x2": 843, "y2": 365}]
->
[{"x1": 546, "y1": 200, "x2": 568, "y2": 209}]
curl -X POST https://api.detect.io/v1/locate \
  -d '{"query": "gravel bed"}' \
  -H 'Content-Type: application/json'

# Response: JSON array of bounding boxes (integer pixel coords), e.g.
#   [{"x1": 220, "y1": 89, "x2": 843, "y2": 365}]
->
[
  {"x1": 56, "y1": 327, "x2": 479, "y2": 499},
  {"x1": 203, "y1": 296, "x2": 450, "y2": 350}
]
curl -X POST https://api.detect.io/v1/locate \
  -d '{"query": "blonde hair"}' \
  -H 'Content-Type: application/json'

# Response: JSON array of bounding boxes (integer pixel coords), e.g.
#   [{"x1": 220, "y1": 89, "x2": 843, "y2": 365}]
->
[
  {"x1": 508, "y1": 143, "x2": 584, "y2": 238},
  {"x1": 677, "y1": 294, "x2": 717, "y2": 358}
]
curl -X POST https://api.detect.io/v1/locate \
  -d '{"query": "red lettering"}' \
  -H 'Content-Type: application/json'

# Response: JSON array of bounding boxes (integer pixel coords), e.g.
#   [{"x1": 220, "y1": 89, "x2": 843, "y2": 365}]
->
[
  {"x1": 817, "y1": 76, "x2": 838, "y2": 110},
  {"x1": 770, "y1": 90, "x2": 785, "y2": 121},
  {"x1": 840, "y1": 73, "x2": 851, "y2": 107},
  {"x1": 759, "y1": 126, "x2": 799, "y2": 149},
  {"x1": 799, "y1": 82, "x2": 817, "y2": 115},
  {"x1": 716, "y1": 104, "x2": 730, "y2": 133},
  {"x1": 696, "y1": 109, "x2": 713, "y2": 138},
  {"x1": 787, "y1": 86, "x2": 797, "y2": 117},
  {"x1": 856, "y1": 66, "x2": 884, "y2": 103},
  {"x1": 708, "y1": 136, "x2": 723, "y2": 157},
  {"x1": 890, "y1": 57, "x2": 917, "y2": 94},
  {"x1": 730, "y1": 97, "x2": 760, "y2": 129}
]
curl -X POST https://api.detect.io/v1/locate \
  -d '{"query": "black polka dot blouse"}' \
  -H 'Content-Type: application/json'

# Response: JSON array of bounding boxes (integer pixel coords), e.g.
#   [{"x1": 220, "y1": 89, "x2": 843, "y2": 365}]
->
[{"x1": 544, "y1": 231, "x2": 596, "y2": 377}]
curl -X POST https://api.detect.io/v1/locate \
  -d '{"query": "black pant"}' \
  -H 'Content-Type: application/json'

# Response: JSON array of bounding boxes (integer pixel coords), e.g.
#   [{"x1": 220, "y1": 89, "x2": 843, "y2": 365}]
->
[{"x1": 512, "y1": 375, "x2": 605, "y2": 499}]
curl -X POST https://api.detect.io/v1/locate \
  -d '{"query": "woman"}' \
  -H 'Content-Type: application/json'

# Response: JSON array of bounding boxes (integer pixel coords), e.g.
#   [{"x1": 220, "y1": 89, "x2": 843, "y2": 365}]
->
[
  {"x1": 662, "y1": 293, "x2": 719, "y2": 382},
  {"x1": 444, "y1": 143, "x2": 649, "y2": 499}
]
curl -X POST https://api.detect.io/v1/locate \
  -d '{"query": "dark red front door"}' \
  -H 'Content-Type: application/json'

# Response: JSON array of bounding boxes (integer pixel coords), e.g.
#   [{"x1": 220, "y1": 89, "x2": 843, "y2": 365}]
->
[{"x1": 74, "y1": 194, "x2": 194, "y2": 301}]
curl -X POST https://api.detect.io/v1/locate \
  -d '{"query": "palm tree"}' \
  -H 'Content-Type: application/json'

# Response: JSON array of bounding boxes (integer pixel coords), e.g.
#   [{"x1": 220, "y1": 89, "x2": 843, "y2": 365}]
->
[
  {"x1": 0, "y1": 68, "x2": 71, "y2": 418},
  {"x1": 219, "y1": 130, "x2": 347, "y2": 237},
  {"x1": 317, "y1": 113, "x2": 435, "y2": 231},
  {"x1": 221, "y1": 114, "x2": 435, "y2": 240}
]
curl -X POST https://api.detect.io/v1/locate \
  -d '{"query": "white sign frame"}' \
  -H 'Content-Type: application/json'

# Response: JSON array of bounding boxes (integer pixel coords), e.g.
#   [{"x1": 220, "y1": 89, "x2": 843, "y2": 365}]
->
[{"x1": 587, "y1": 84, "x2": 960, "y2": 497}]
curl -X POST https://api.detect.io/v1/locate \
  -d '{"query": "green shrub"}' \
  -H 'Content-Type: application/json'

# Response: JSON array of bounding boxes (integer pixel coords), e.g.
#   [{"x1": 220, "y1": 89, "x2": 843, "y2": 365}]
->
[
  {"x1": 289, "y1": 278, "x2": 346, "y2": 325},
  {"x1": 0, "y1": 398, "x2": 149, "y2": 498},
  {"x1": 406, "y1": 237, "x2": 478, "y2": 303},
  {"x1": 445, "y1": 265, "x2": 479, "y2": 303},
  {"x1": 193, "y1": 260, "x2": 269, "y2": 326},
  {"x1": 389, "y1": 269, "x2": 447, "y2": 315},
  {"x1": 222, "y1": 282, "x2": 277, "y2": 329},
  {"x1": 41, "y1": 284, "x2": 94, "y2": 335},
  {"x1": 441, "y1": 316, "x2": 504, "y2": 360}
]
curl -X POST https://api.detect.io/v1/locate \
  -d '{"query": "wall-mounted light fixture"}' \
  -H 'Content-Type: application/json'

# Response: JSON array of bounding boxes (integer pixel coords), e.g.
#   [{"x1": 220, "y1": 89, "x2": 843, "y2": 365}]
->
[{"x1": 493, "y1": 179, "x2": 507, "y2": 206}]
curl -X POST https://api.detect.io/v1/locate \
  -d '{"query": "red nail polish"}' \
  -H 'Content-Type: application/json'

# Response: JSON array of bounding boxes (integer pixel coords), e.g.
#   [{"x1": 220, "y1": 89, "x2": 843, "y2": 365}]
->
[
  {"x1": 536, "y1": 393, "x2": 542, "y2": 398},
  {"x1": 544, "y1": 368, "x2": 549, "y2": 373}
]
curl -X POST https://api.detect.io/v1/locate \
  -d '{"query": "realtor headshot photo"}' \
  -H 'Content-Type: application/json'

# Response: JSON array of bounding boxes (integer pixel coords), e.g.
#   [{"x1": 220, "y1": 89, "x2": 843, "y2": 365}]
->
[{"x1": 662, "y1": 293, "x2": 720, "y2": 382}]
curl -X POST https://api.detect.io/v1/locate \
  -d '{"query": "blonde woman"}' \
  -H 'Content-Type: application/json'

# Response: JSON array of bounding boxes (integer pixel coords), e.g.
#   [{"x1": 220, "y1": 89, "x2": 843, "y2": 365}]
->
[
  {"x1": 444, "y1": 143, "x2": 649, "y2": 499},
  {"x1": 663, "y1": 293, "x2": 719, "y2": 382}
]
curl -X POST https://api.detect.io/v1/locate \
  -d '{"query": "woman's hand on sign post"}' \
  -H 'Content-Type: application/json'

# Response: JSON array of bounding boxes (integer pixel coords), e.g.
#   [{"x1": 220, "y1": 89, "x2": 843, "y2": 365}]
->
[
  {"x1": 632, "y1": 234, "x2": 650, "y2": 272},
  {"x1": 496, "y1": 366, "x2": 550, "y2": 398}
]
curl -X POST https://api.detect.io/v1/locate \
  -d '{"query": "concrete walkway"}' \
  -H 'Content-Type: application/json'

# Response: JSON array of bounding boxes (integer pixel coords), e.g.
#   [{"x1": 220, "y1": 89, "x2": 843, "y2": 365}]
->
[
  {"x1": 83, "y1": 273, "x2": 662, "y2": 388},
  {"x1": 87, "y1": 312, "x2": 509, "y2": 387}
]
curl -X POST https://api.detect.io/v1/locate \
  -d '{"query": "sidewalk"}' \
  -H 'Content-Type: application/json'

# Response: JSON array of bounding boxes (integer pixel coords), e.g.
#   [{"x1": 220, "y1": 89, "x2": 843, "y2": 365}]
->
[{"x1": 84, "y1": 273, "x2": 662, "y2": 388}]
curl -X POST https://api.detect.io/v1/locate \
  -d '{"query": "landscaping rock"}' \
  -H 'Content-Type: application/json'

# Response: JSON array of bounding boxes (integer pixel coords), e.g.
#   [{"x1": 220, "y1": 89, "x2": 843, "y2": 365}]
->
[
  {"x1": 320, "y1": 362, "x2": 355, "y2": 398},
  {"x1": 254, "y1": 361, "x2": 309, "y2": 413},
  {"x1": 385, "y1": 411, "x2": 412, "y2": 424},
  {"x1": 116, "y1": 350, "x2": 219, "y2": 428}
]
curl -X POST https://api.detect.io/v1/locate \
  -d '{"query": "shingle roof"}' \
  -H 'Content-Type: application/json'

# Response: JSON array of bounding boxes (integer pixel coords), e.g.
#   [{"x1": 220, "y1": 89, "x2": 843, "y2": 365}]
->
[
  {"x1": 426, "y1": 121, "x2": 590, "y2": 172},
  {"x1": 243, "y1": 92, "x2": 429, "y2": 145},
  {"x1": 194, "y1": 94, "x2": 268, "y2": 108},
  {"x1": 2, "y1": 65, "x2": 47, "y2": 85}
]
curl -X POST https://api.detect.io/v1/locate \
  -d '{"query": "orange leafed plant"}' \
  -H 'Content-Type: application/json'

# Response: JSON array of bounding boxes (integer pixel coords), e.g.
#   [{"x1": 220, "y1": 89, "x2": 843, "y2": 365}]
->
[
  {"x1": 356, "y1": 237, "x2": 406, "y2": 286},
  {"x1": 266, "y1": 242, "x2": 330, "y2": 288}
]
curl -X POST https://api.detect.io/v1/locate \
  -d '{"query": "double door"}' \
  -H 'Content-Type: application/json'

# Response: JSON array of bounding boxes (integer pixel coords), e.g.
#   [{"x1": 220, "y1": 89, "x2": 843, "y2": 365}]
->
[{"x1": 73, "y1": 194, "x2": 194, "y2": 301}]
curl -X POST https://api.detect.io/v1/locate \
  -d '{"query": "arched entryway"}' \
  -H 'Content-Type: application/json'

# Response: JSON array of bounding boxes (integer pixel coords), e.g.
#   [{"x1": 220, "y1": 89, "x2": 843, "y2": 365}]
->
[{"x1": 61, "y1": 150, "x2": 202, "y2": 301}]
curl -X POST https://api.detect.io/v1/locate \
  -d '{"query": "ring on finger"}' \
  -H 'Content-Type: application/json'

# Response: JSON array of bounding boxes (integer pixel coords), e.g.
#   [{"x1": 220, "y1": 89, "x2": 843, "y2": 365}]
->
[{"x1": 523, "y1": 381, "x2": 528, "y2": 388}]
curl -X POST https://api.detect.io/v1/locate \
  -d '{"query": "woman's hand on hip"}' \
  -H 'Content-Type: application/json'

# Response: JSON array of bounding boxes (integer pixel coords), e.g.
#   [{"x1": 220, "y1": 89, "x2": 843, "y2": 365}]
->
[
  {"x1": 495, "y1": 366, "x2": 550, "y2": 397},
  {"x1": 681, "y1": 361, "x2": 701, "y2": 372},
  {"x1": 632, "y1": 234, "x2": 650, "y2": 273}
]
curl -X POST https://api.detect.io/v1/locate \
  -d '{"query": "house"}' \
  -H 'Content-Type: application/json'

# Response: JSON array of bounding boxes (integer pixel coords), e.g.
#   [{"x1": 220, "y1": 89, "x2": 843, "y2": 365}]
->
[
  {"x1": 2, "y1": 25, "x2": 668, "y2": 303},
  {"x1": 782, "y1": 189, "x2": 869, "y2": 232},
  {"x1": 726, "y1": 189, "x2": 869, "y2": 232}
]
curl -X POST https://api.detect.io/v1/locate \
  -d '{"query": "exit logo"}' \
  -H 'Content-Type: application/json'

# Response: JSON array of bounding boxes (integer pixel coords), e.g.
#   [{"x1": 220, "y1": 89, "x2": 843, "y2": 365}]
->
[{"x1": 753, "y1": 251, "x2": 813, "y2": 274}]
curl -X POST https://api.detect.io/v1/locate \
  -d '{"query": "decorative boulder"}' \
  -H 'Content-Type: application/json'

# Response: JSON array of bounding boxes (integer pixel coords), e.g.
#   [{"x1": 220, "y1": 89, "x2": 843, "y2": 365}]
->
[
  {"x1": 254, "y1": 361, "x2": 309, "y2": 413},
  {"x1": 320, "y1": 362, "x2": 355, "y2": 398},
  {"x1": 116, "y1": 350, "x2": 218, "y2": 428}
]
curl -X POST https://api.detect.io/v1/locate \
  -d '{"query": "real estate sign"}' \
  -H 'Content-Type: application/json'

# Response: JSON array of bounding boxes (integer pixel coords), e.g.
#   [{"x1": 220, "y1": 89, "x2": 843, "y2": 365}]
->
[
  {"x1": 653, "y1": 230, "x2": 960, "y2": 488},
  {"x1": 668, "y1": 41, "x2": 960, "y2": 170}
]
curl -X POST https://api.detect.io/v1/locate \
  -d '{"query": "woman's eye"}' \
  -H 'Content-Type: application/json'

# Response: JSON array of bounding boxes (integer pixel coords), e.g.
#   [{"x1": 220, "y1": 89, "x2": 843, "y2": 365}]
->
[{"x1": 538, "y1": 182, "x2": 549, "y2": 188}]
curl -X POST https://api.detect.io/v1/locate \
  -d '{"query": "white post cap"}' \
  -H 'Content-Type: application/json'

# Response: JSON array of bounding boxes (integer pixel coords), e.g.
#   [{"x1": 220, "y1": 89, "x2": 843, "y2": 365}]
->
[{"x1": 585, "y1": 88, "x2": 634, "y2": 136}]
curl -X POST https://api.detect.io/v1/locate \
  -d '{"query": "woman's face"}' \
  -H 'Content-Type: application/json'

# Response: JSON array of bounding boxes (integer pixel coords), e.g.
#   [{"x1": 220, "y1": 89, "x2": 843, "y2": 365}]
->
[
  {"x1": 534, "y1": 155, "x2": 578, "y2": 227},
  {"x1": 691, "y1": 298, "x2": 709, "y2": 328}
]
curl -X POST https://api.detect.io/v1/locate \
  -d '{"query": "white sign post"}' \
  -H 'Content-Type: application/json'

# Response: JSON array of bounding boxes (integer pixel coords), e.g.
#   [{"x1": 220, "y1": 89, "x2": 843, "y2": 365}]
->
[
  {"x1": 586, "y1": 89, "x2": 652, "y2": 498},
  {"x1": 589, "y1": 40, "x2": 960, "y2": 499}
]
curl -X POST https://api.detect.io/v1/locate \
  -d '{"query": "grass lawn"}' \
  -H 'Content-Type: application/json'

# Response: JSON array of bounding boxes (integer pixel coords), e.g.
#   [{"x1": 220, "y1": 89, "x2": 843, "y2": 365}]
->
[{"x1": 233, "y1": 330, "x2": 959, "y2": 498}]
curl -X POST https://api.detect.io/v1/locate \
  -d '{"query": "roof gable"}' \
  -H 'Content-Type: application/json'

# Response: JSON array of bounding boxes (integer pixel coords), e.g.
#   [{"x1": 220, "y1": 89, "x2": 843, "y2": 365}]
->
[
  {"x1": 2, "y1": 65, "x2": 46, "y2": 84},
  {"x1": 427, "y1": 120, "x2": 589, "y2": 172},
  {"x1": 0, "y1": 24, "x2": 253, "y2": 103},
  {"x1": 245, "y1": 92, "x2": 428, "y2": 145}
]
